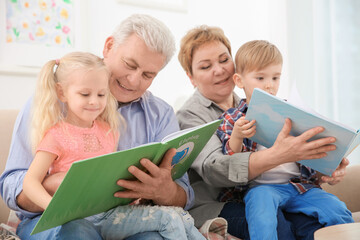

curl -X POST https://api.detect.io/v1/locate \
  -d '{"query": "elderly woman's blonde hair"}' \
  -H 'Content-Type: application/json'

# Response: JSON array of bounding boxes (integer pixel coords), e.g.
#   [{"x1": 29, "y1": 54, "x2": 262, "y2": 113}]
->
[
  {"x1": 235, "y1": 40, "x2": 283, "y2": 74},
  {"x1": 178, "y1": 25, "x2": 232, "y2": 75}
]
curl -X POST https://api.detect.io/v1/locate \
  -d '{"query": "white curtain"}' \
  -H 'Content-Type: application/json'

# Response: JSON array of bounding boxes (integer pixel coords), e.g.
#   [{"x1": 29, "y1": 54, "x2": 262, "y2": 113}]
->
[{"x1": 287, "y1": 0, "x2": 360, "y2": 165}]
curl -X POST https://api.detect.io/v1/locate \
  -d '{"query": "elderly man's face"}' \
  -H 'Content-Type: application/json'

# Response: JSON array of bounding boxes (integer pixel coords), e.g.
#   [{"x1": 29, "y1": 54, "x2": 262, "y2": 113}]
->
[{"x1": 103, "y1": 33, "x2": 166, "y2": 103}]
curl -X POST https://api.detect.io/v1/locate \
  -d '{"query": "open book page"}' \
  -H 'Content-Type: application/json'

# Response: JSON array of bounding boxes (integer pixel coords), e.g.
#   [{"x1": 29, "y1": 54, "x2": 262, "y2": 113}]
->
[
  {"x1": 287, "y1": 83, "x2": 356, "y2": 132},
  {"x1": 344, "y1": 131, "x2": 360, "y2": 157}
]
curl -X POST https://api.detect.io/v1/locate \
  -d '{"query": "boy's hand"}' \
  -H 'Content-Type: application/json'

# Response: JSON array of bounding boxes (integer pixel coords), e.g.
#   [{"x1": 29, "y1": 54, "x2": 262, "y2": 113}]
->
[{"x1": 233, "y1": 116, "x2": 256, "y2": 139}]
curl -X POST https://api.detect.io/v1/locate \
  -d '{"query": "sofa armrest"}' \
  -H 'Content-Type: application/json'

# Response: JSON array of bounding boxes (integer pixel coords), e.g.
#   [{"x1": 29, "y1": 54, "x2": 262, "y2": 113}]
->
[
  {"x1": 0, "y1": 109, "x2": 19, "y2": 224},
  {"x1": 321, "y1": 164, "x2": 360, "y2": 213}
]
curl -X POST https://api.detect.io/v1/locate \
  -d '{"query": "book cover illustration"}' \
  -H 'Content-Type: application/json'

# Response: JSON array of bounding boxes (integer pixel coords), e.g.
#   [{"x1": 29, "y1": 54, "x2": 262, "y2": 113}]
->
[
  {"x1": 245, "y1": 88, "x2": 359, "y2": 176},
  {"x1": 31, "y1": 119, "x2": 221, "y2": 235}
]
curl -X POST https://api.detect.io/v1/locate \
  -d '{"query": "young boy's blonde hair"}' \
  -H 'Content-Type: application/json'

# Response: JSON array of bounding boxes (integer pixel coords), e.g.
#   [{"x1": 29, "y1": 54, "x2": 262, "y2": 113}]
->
[
  {"x1": 235, "y1": 40, "x2": 283, "y2": 74},
  {"x1": 31, "y1": 52, "x2": 123, "y2": 153}
]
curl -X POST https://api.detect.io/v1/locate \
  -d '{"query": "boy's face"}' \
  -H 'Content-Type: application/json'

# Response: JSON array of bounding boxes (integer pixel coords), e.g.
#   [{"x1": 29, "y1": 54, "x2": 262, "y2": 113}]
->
[{"x1": 234, "y1": 63, "x2": 282, "y2": 103}]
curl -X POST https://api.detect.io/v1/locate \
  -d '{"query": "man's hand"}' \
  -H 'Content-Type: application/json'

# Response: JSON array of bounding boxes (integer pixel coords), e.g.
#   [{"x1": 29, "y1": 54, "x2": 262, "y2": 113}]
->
[
  {"x1": 114, "y1": 148, "x2": 187, "y2": 208},
  {"x1": 319, "y1": 158, "x2": 349, "y2": 185}
]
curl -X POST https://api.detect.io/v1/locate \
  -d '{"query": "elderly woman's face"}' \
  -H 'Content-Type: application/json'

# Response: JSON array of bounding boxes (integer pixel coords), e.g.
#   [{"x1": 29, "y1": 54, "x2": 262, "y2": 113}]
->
[{"x1": 189, "y1": 41, "x2": 235, "y2": 102}]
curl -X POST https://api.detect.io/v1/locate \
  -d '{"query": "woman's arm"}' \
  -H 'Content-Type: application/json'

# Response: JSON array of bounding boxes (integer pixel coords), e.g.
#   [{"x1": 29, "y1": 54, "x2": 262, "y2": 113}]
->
[
  {"x1": 177, "y1": 106, "x2": 251, "y2": 187},
  {"x1": 23, "y1": 151, "x2": 57, "y2": 210}
]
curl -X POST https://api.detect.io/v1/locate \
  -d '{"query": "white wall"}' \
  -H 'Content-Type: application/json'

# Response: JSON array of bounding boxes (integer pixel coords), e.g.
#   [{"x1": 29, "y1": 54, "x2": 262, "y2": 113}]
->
[
  {"x1": 0, "y1": 0, "x2": 288, "y2": 110},
  {"x1": 1, "y1": 0, "x2": 359, "y2": 164}
]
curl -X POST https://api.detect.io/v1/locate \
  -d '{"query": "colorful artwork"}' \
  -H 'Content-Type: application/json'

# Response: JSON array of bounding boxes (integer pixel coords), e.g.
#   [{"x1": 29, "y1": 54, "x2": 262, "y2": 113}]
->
[{"x1": 6, "y1": 0, "x2": 74, "y2": 47}]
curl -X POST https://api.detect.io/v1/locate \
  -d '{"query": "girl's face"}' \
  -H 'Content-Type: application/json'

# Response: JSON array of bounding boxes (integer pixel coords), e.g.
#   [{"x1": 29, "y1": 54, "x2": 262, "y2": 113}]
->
[
  {"x1": 234, "y1": 63, "x2": 282, "y2": 103},
  {"x1": 57, "y1": 69, "x2": 109, "y2": 128},
  {"x1": 188, "y1": 41, "x2": 235, "y2": 104}
]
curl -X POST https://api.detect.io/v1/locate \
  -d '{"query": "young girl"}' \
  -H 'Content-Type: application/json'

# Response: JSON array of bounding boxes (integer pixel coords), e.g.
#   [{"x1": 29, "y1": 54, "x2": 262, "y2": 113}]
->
[{"x1": 23, "y1": 52, "x2": 204, "y2": 240}]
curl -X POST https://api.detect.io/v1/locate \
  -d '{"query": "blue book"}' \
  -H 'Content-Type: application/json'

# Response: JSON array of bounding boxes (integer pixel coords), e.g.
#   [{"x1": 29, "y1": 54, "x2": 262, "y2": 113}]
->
[{"x1": 245, "y1": 88, "x2": 360, "y2": 176}]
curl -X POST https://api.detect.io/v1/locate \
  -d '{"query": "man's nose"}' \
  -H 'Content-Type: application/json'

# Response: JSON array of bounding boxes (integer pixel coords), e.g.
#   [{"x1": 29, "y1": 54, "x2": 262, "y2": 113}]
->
[{"x1": 126, "y1": 70, "x2": 142, "y2": 87}]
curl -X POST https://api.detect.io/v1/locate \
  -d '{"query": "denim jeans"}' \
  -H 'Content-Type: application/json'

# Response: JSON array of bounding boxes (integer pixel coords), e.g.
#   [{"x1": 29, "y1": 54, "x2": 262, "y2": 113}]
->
[
  {"x1": 219, "y1": 201, "x2": 295, "y2": 240},
  {"x1": 17, "y1": 205, "x2": 204, "y2": 240},
  {"x1": 243, "y1": 184, "x2": 354, "y2": 240},
  {"x1": 95, "y1": 205, "x2": 204, "y2": 240},
  {"x1": 17, "y1": 215, "x2": 103, "y2": 240}
]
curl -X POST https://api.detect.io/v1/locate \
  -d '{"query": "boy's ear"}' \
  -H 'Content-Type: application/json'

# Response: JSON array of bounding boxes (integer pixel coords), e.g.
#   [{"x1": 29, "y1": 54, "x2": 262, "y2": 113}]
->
[
  {"x1": 103, "y1": 36, "x2": 114, "y2": 58},
  {"x1": 56, "y1": 83, "x2": 66, "y2": 102},
  {"x1": 186, "y1": 72, "x2": 197, "y2": 88},
  {"x1": 233, "y1": 73, "x2": 244, "y2": 88}
]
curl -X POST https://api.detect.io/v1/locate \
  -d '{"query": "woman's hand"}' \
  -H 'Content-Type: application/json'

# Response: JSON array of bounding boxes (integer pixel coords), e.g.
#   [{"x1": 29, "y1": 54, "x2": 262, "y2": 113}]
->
[
  {"x1": 318, "y1": 158, "x2": 349, "y2": 185},
  {"x1": 114, "y1": 148, "x2": 187, "y2": 208},
  {"x1": 248, "y1": 119, "x2": 337, "y2": 180},
  {"x1": 271, "y1": 118, "x2": 337, "y2": 164}
]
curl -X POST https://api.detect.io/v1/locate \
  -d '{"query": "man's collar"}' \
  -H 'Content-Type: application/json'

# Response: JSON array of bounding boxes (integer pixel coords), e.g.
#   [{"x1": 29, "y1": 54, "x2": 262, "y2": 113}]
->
[{"x1": 117, "y1": 97, "x2": 142, "y2": 109}]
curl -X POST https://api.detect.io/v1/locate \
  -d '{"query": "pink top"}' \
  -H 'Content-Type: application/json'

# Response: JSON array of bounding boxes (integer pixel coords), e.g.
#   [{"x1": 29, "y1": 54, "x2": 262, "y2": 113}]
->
[{"x1": 37, "y1": 120, "x2": 118, "y2": 174}]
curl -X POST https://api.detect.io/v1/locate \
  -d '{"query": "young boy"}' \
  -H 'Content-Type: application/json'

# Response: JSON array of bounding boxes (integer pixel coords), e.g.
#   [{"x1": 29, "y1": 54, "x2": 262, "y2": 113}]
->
[{"x1": 216, "y1": 40, "x2": 354, "y2": 240}]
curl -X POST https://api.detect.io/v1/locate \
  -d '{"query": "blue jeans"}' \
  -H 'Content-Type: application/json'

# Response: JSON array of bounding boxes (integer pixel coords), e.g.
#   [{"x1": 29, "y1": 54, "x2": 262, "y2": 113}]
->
[
  {"x1": 244, "y1": 184, "x2": 354, "y2": 240},
  {"x1": 94, "y1": 205, "x2": 204, "y2": 240},
  {"x1": 17, "y1": 215, "x2": 103, "y2": 240},
  {"x1": 219, "y1": 201, "x2": 295, "y2": 240},
  {"x1": 16, "y1": 213, "x2": 187, "y2": 240}
]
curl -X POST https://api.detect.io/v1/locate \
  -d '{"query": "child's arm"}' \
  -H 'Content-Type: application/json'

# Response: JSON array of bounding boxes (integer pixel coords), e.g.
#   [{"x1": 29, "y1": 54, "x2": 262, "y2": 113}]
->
[
  {"x1": 23, "y1": 151, "x2": 58, "y2": 210},
  {"x1": 229, "y1": 116, "x2": 256, "y2": 153}
]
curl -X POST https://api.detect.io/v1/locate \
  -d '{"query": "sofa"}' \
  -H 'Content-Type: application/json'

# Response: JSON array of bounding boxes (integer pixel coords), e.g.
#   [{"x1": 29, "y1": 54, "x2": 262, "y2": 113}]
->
[{"x1": 1, "y1": 109, "x2": 360, "y2": 229}]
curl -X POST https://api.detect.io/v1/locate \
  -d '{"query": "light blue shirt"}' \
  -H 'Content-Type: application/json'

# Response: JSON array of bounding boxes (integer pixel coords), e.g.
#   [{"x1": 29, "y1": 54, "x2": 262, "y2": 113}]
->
[{"x1": 0, "y1": 90, "x2": 194, "y2": 220}]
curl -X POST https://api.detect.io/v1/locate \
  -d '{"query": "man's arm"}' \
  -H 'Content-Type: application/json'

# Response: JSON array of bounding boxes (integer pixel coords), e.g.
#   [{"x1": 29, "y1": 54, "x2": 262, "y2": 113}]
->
[
  {"x1": 116, "y1": 97, "x2": 194, "y2": 209},
  {"x1": 0, "y1": 98, "x2": 42, "y2": 218}
]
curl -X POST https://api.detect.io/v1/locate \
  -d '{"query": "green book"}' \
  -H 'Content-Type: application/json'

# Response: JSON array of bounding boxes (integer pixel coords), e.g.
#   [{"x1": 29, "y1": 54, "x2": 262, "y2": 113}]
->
[{"x1": 31, "y1": 119, "x2": 221, "y2": 235}]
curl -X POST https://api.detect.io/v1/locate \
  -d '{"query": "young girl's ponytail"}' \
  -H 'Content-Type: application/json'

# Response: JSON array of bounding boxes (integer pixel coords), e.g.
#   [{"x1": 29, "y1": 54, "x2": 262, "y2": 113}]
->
[{"x1": 31, "y1": 59, "x2": 64, "y2": 153}]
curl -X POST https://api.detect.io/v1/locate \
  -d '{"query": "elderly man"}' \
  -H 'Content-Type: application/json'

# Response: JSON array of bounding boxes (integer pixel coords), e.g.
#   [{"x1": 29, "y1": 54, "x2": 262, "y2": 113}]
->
[{"x1": 0, "y1": 14, "x2": 193, "y2": 240}]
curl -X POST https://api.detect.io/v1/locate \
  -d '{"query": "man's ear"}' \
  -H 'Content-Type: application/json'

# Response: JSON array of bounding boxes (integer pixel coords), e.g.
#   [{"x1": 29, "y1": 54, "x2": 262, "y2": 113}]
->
[
  {"x1": 103, "y1": 36, "x2": 114, "y2": 58},
  {"x1": 186, "y1": 72, "x2": 197, "y2": 88},
  {"x1": 56, "y1": 83, "x2": 66, "y2": 103},
  {"x1": 233, "y1": 73, "x2": 244, "y2": 89}
]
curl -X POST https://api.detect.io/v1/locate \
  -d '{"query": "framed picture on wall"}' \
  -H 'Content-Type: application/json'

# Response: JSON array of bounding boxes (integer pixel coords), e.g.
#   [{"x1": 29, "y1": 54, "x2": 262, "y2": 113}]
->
[
  {"x1": 0, "y1": 0, "x2": 88, "y2": 73},
  {"x1": 117, "y1": 0, "x2": 188, "y2": 13}
]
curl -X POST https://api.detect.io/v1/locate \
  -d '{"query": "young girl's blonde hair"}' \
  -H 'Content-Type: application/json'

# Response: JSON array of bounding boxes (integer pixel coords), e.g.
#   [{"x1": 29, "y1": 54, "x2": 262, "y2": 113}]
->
[{"x1": 31, "y1": 52, "x2": 123, "y2": 153}]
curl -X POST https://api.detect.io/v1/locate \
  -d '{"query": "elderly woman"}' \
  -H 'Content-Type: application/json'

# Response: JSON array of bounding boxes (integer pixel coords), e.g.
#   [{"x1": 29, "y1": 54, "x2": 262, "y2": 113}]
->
[{"x1": 176, "y1": 25, "x2": 348, "y2": 240}]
